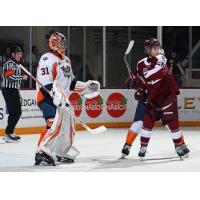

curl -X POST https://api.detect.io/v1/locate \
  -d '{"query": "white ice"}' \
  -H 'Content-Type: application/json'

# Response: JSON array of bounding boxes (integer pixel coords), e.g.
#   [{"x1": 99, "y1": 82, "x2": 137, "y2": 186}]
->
[{"x1": 0, "y1": 127, "x2": 199, "y2": 172}]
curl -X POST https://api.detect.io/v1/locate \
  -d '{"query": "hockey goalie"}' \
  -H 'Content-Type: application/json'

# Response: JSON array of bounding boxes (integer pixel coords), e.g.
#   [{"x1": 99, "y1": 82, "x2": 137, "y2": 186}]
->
[{"x1": 35, "y1": 32, "x2": 100, "y2": 166}]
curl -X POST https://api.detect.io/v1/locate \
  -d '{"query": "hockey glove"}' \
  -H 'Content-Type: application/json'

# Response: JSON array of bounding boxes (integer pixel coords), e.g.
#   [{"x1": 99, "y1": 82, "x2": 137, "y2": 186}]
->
[
  {"x1": 74, "y1": 80, "x2": 100, "y2": 99},
  {"x1": 49, "y1": 81, "x2": 67, "y2": 107},
  {"x1": 134, "y1": 89, "x2": 145, "y2": 101},
  {"x1": 50, "y1": 90, "x2": 61, "y2": 106}
]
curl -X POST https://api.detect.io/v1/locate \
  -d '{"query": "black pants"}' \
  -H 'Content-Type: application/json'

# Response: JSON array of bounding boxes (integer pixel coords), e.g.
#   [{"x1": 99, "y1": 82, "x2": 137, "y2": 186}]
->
[{"x1": 1, "y1": 88, "x2": 22, "y2": 135}]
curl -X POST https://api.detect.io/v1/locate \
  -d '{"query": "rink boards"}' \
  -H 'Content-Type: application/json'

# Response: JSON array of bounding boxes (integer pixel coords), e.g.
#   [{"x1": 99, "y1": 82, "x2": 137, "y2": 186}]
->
[{"x1": 0, "y1": 89, "x2": 200, "y2": 135}]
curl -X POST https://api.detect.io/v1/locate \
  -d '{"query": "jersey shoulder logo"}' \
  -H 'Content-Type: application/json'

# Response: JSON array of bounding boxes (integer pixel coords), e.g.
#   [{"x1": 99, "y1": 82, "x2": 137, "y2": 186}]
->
[
  {"x1": 65, "y1": 59, "x2": 70, "y2": 64},
  {"x1": 43, "y1": 56, "x2": 48, "y2": 61}
]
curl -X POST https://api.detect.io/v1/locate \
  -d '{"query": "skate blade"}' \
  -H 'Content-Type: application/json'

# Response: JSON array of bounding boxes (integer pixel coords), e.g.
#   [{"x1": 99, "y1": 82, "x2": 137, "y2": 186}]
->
[
  {"x1": 34, "y1": 162, "x2": 56, "y2": 166},
  {"x1": 179, "y1": 156, "x2": 184, "y2": 161},
  {"x1": 183, "y1": 154, "x2": 189, "y2": 158},
  {"x1": 140, "y1": 157, "x2": 144, "y2": 161},
  {"x1": 119, "y1": 154, "x2": 127, "y2": 159},
  {"x1": 4, "y1": 140, "x2": 20, "y2": 144},
  {"x1": 56, "y1": 159, "x2": 74, "y2": 164}
]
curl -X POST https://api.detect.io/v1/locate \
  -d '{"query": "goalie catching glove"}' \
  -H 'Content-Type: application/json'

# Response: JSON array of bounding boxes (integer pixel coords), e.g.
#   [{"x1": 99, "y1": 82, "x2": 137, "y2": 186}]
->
[{"x1": 74, "y1": 80, "x2": 100, "y2": 99}]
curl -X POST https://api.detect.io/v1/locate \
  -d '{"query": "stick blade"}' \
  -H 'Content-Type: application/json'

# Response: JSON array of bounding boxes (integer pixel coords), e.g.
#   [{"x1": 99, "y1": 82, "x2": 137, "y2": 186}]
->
[
  {"x1": 125, "y1": 40, "x2": 134, "y2": 55},
  {"x1": 88, "y1": 126, "x2": 107, "y2": 135}
]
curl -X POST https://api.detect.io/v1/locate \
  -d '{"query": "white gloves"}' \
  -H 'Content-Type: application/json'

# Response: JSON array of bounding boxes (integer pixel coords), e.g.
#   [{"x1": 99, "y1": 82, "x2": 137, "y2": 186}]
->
[
  {"x1": 49, "y1": 89, "x2": 61, "y2": 107},
  {"x1": 74, "y1": 80, "x2": 100, "y2": 99},
  {"x1": 50, "y1": 81, "x2": 70, "y2": 107}
]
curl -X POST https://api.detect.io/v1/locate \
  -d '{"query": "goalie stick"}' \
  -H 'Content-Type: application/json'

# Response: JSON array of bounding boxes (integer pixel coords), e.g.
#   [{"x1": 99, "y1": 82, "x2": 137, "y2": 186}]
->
[
  {"x1": 19, "y1": 64, "x2": 107, "y2": 135},
  {"x1": 123, "y1": 40, "x2": 161, "y2": 112}
]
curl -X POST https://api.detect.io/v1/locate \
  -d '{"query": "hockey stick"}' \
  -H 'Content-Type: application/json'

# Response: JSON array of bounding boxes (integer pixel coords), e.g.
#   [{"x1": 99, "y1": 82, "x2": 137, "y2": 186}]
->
[
  {"x1": 58, "y1": 84, "x2": 107, "y2": 135},
  {"x1": 19, "y1": 64, "x2": 107, "y2": 135},
  {"x1": 123, "y1": 41, "x2": 161, "y2": 112},
  {"x1": 123, "y1": 40, "x2": 135, "y2": 80}
]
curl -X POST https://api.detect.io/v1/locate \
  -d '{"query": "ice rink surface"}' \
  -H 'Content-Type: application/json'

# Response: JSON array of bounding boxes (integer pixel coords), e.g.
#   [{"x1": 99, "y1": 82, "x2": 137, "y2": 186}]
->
[{"x1": 0, "y1": 127, "x2": 199, "y2": 172}]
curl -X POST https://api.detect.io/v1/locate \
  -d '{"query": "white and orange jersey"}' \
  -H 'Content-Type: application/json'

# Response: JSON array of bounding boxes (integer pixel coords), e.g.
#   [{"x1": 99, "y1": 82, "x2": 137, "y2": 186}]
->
[{"x1": 36, "y1": 52, "x2": 75, "y2": 104}]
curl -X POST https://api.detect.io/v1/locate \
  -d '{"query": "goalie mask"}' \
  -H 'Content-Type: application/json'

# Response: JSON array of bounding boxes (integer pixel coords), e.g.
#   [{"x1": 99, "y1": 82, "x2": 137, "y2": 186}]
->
[
  {"x1": 144, "y1": 38, "x2": 160, "y2": 55},
  {"x1": 49, "y1": 32, "x2": 67, "y2": 56}
]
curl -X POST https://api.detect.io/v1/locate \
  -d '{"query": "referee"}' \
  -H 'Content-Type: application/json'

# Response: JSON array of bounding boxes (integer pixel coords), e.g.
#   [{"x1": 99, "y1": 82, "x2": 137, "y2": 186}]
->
[{"x1": 1, "y1": 46, "x2": 28, "y2": 143}]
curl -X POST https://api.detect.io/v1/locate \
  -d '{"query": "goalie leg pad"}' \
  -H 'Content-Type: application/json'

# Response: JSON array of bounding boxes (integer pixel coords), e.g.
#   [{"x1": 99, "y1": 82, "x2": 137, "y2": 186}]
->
[
  {"x1": 53, "y1": 107, "x2": 77, "y2": 159},
  {"x1": 37, "y1": 119, "x2": 55, "y2": 146},
  {"x1": 39, "y1": 106, "x2": 78, "y2": 160}
]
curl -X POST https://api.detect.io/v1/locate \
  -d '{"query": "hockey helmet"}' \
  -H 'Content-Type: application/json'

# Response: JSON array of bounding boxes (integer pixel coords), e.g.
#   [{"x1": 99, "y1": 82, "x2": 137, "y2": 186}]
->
[
  {"x1": 49, "y1": 32, "x2": 67, "y2": 55},
  {"x1": 11, "y1": 46, "x2": 23, "y2": 53}
]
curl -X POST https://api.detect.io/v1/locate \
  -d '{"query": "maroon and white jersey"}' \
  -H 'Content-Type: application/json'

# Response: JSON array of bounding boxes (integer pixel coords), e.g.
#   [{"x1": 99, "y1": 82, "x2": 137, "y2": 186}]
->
[{"x1": 135, "y1": 54, "x2": 179, "y2": 103}]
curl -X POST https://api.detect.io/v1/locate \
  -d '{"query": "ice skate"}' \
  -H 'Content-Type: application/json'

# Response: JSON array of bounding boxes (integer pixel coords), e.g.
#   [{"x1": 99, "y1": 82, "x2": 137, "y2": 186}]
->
[
  {"x1": 34, "y1": 151, "x2": 55, "y2": 166},
  {"x1": 181, "y1": 144, "x2": 190, "y2": 158},
  {"x1": 120, "y1": 143, "x2": 131, "y2": 159},
  {"x1": 3, "y1": 133, "x2": 21, "y2": 143},
  {"x1": 175, "y1": 146, "x2": 185, "y2": 160},
  {"x1": 138, "y1": 146, "x2": 147, "y2": 160},
  {"x1": 175, "y1": 143, "x2": 190, "y2": 160},
  {"x1": 56, "y1": 155, "x2": 74, "y2": 163}
]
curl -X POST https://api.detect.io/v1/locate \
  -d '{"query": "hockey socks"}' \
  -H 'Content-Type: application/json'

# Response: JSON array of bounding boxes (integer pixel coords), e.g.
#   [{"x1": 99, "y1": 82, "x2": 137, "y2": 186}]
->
[{"x1": 126, "y1": 130, "x2": 137, "y2": 145}]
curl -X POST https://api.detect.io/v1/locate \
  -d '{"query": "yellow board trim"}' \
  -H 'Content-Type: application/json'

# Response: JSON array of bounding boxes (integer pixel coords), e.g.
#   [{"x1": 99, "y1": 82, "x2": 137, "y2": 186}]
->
[{"x1": 0, "y1": 121, "x2": 199, "y2": 136}]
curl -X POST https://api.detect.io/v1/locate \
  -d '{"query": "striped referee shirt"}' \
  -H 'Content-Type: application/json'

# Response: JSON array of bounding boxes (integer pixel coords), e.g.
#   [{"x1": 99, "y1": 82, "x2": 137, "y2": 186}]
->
[{"x1": 1, "y1": 59, "x2": 23, "y2": 89}]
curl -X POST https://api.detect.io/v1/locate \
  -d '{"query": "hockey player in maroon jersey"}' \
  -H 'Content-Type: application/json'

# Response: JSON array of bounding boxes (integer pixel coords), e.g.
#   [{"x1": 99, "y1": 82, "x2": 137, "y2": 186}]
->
[{"x1": 132, "y1": 38, "x2": 189, "y2": 159}]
